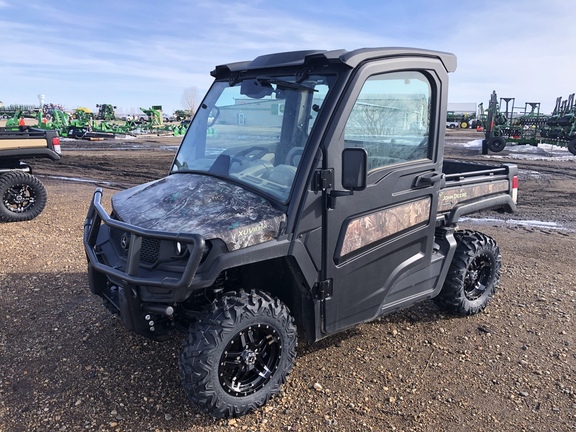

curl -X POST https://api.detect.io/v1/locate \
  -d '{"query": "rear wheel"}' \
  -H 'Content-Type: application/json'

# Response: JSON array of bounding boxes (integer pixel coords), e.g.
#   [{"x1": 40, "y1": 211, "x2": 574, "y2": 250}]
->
[
  {"x1": 0, "y1": 171, "x2": 47, "y2": 222},
  {"x1": 434, "y1": 230, "x2": 501, "y2": 316},
  {"x1": 179, "y1": 290, "x2": 297, "y2": 418},
  {"x1": 568, "y1": 139, "x2": 576, "y2": 155}
]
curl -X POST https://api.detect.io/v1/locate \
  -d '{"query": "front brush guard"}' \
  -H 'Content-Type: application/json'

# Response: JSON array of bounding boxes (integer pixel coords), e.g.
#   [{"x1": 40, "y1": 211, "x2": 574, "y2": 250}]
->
[{"x1": 83, "y1": 188, "x2": 205, "y2": 293}]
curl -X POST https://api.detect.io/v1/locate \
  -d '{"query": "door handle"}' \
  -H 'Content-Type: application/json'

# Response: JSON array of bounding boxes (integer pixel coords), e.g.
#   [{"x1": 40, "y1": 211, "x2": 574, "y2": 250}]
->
[{"x1": 414, "y1": 172, "x2": 444, "y2": 188}]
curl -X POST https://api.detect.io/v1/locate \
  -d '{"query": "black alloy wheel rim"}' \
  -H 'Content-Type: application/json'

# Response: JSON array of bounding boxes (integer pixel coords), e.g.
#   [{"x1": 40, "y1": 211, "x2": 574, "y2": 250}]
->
[
  {"x1": 219, "y1": 324, "x2": 282, "y2": 397},
  {"x1": 464, "y1": 254, "x2": 492, "y2": 300},
  {"x1": 3, "y1": 183, "x2": 36, "y2": 213}
]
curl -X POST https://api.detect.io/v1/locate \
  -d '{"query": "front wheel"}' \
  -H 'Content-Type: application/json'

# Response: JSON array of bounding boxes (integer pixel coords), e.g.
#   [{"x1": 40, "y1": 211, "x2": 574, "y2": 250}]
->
[
  {"x1": 434, "y1": 230, "x2": 501, "y2": 316},
  {"x1": 0, "y1": 171, "x2": 48, "y2": 222},
  {"x1": 179, "y1": 290, "x2": 297, "y2": 418}
]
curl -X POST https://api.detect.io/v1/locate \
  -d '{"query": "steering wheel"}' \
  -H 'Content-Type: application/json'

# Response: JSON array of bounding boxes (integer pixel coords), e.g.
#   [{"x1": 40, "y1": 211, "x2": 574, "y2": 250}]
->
[{"x1": 234, "y1": 146, "x2": 269, "y2": 159}]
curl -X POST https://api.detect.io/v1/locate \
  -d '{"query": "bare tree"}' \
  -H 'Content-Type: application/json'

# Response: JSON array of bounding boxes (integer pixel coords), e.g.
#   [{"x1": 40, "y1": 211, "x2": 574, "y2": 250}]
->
[
  {"x1": 181, "y1": 86, "x2": 201, "y2": 115},
  {"x1": 347, "y1": 100, "x2": 404, "y2": 138},
  {"x1": 346, "y1": 96, "x2": 426, "y2": 138}
]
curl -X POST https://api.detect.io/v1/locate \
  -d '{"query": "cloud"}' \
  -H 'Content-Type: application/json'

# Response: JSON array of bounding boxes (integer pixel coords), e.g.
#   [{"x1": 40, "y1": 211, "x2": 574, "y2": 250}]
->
[
  {"x1": 1, "y1": 1, "x2": 393, "y2": 110},
  {"x1": 439, "y1": 0, "x2": 576, "y2": 112},
  {"x1": 3, "y1": 0, "x2": 576, "y2": 113}
]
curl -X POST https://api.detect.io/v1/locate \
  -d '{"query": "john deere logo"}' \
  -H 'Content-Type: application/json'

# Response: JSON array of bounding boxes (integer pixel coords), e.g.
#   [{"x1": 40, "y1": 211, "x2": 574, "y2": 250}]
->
[{"x1": 120, "y1": 233, "x2": 130, "y2": 250}]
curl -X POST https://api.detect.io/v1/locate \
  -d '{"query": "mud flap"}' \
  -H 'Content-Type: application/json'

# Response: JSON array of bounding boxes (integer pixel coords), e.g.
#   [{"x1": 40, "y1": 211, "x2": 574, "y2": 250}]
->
[
  {"x1": 87, "y1": 263, "x2": 107, "y2": 296},
  {"x1": 118, "y1": 285, "x2": 145, "y2": 333}
]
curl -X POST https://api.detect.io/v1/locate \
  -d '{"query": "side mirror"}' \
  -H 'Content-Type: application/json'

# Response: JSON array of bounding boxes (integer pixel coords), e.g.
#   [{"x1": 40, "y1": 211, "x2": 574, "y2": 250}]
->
[{"x1": 342, "y1": 147, "x2": 367, "y2": 191}]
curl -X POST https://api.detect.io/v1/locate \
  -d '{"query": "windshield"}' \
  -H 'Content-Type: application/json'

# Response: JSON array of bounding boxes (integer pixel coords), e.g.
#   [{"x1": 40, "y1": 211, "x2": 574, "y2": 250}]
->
[{"x1": 172, "y1": 75, "x2": 332, "y2": 202}]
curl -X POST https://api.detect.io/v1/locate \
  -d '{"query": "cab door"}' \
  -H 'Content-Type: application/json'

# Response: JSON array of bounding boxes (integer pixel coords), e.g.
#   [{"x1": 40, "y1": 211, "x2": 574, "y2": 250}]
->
[{"x1": 320, "y1": 58, "x2": 447, "y2": 335}]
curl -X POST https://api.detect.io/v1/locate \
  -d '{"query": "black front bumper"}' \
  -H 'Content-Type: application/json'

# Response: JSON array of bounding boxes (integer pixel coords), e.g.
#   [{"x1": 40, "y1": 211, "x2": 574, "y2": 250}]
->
[{"x1": 83, "y1": 188, "x2": 206, "y2": 301}]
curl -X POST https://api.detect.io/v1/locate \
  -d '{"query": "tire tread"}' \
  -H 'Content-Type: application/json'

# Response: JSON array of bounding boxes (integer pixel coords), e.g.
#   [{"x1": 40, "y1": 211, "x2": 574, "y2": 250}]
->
[
  {"x1": 0, "y1": 171, "x2": 47, "y2": 222},
  {"x1": 435, "y1": 230, "x2": 501, "y2": 316},
  {"x1": 179, "y1": 290, "x2": 297, "y2": 418}
]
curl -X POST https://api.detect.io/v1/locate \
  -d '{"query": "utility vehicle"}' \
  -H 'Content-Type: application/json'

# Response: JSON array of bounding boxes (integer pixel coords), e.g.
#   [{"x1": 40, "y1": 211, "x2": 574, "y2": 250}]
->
[
  {"x1": 84, "y1": 47, "x2": 518, "y2": 418},
  {"x1": 0, "y1": 128, "x2": 61, "y2": 222}
]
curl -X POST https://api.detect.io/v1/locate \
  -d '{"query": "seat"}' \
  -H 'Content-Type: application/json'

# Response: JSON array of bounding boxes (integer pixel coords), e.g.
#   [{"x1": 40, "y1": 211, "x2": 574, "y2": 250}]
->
[
  {"x1": 285, "y1": 147, "x2": 304, "y2": 166},
  {"x1": 262, "y1": 164, "x2": 296, "y2": 187}
]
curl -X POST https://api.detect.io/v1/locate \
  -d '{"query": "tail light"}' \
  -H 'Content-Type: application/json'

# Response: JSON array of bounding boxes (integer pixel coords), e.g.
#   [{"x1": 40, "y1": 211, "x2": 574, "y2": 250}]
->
[
  {"x1": 512, "y1": 175, "x2": 518, "y2": 203},
  {"x1": 52, "y1": 136, "x2": 61, "y2": 154}
]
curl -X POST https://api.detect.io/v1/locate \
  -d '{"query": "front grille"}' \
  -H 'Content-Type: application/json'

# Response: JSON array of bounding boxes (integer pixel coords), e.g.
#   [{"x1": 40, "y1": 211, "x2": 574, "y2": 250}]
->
[
  {"x1": 141, "y1": 237, "x2": 162, "y2": 264},
  {"x1": 109, "y1": 222, "x2": 161, "y2": 265}
]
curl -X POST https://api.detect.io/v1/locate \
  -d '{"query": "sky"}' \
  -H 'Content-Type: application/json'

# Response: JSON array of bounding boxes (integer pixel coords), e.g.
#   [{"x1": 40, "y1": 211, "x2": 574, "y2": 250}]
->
[{"x1": 1, "y1": 0, "x2": 575, "y2": 116}]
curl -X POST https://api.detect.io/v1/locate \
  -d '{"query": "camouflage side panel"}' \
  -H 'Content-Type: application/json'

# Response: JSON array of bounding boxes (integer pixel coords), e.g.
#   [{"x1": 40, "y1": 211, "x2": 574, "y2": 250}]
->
[
  {"x1": 111, "y1": 174, "x2": 286, "y2": 251},
  {"x1": 339, "y1": 197, "x2": 431, "y2": 258},
  {"x1": 438, "y1": 180, "x2": 509, "y2": 213}
]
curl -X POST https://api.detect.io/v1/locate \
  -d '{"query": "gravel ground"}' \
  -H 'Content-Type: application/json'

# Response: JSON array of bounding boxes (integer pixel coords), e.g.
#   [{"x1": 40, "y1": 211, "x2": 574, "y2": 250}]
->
[{"x1": 1, "y1": 130, "x2": 575, "y2": 431}]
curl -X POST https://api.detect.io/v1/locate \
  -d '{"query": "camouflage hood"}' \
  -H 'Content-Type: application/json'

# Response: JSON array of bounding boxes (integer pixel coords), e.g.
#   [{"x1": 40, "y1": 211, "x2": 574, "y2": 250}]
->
[{"x1": 112, "y1": 174, "x2": 286, "y2": 251}]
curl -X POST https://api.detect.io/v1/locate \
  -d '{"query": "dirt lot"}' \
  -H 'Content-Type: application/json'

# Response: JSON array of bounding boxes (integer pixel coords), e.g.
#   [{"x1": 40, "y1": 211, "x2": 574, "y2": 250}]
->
[{"x1": 1, "y1": 130, "x2": 576, "y2": 431}]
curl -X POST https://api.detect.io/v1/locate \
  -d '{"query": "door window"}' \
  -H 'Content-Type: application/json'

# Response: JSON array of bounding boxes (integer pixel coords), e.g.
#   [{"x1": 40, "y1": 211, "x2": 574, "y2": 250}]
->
[{"x1": 344, "y1": 71, "x2": 431, "y2": 171}]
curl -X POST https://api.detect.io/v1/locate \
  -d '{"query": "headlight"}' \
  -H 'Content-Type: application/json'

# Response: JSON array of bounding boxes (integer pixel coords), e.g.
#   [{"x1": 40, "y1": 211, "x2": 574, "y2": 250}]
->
[
  {"x1": 175, "y1": 242, "x2": 187, "y2": 257},
  {"x1": 174, "y1": 239, "x2": 212, "y2": 262}
]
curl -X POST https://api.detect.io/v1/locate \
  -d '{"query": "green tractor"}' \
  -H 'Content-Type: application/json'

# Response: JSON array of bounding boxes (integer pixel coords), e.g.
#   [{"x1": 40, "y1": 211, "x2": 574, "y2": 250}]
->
[
  {"x1": 446, "y1": 111, "x2": 478, "y2": 129},
  {"x1": 173, "y1": 109, "x2": 192, "y2": 122},
  {"x1": 95, "y1": 104, "x2": 117, "y2": 121}
]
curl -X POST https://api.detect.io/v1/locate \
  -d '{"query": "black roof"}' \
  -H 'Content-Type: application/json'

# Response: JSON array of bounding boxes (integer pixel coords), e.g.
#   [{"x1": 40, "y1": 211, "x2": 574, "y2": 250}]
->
[{"x1": 211, "y1": 47, "x2": 457, "y2": 78}]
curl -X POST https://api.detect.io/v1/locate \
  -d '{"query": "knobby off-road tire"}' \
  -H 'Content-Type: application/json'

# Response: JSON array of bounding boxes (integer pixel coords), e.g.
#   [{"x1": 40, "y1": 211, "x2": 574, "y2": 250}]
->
[
  {"x1": 179, "y1": 290, "x2": 297, "y2": 418},
  {"x1": 0, "y1": 171, "x2": 48, "y2": 222},
  {"x1": 435, "y1": 230, "x2": 501, "y2": 316}
]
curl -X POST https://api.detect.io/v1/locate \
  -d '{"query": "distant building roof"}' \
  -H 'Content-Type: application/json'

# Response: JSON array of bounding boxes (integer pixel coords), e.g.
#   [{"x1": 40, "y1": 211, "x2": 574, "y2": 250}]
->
[{"x1": 447, "y1": 102, "x2": 477, "y2": 113}]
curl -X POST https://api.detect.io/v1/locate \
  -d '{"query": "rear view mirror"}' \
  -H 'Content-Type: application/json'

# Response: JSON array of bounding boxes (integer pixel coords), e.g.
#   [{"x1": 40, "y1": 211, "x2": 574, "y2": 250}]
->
[
  {"x1": 342, "y1": 147, "x2": 367, "y2": 191},
  {"x1": 240, "y1": 79, "x2": 274, "y2": 99}
]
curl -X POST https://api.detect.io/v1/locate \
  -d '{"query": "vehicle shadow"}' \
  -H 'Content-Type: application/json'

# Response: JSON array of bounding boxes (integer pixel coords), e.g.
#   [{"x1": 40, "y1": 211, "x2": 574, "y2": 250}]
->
[{"x1": 296, "y1": 298, "x2": 455, "y2": 356}]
